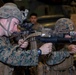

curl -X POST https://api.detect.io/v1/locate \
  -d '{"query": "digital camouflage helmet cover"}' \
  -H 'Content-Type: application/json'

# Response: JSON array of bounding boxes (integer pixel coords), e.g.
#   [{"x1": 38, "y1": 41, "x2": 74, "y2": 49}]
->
[{"x1": 0, "y1": 3, "x2": 23, "y2": 24}]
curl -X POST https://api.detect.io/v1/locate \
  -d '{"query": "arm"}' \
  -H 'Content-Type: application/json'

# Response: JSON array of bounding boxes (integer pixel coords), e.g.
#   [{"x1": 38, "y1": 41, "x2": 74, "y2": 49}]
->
[
  {"x1": 47, "y1": 44, "x2": 76, "y2": 65},
  {"x1": 0, "y1": 37, "x2": 52, "y2": 66},
  {"x1": 47, "y1": 47, "x2": 70, "y2": 65},
  {"x1": 0, "y1": 37, "x2": 39, "y2": 66}
]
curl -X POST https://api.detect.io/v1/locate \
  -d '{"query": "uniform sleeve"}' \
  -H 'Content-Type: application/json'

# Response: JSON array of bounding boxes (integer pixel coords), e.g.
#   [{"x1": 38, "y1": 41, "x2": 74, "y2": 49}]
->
[
  {"x1": 46, "y1": 48, "x2": 70, "y2": 65},
  {"x1": 0, "y1": 38, "x2": 39, "y2": 66}
]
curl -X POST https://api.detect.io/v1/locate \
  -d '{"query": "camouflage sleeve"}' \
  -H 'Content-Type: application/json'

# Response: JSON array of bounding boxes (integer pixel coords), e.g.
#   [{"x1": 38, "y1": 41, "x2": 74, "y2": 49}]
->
[
  {"x1": 47, "y1": 48, "x2": 70, "y2": 65},
  {"x1": 0, "y1": 38, "x2": 39, "y2": 66}
]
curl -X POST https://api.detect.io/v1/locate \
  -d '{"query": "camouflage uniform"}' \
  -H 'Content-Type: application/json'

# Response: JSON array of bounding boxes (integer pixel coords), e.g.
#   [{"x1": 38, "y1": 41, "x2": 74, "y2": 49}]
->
[
  {"x1": 32, "y1": 23, "x2": 43, "y2": 31},
  {"x1": 0, "y1": 36, "x2": 39, "y2": 66},
  {"x1": 0, "y1": 3, "x2": 39, "y2": 75},
  {"x1": 46, "y1": 18, "x2": 76, "y2": 75}
]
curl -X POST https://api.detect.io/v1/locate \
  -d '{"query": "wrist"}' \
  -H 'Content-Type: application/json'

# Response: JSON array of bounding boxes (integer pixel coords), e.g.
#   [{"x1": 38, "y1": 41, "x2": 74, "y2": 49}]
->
[{"x1": 38, "y1": 49, "x2": 42, "y2": 55}]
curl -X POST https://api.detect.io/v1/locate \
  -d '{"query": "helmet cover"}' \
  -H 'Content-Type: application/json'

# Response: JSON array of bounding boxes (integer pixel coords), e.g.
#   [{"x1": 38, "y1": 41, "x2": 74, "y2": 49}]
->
[
  {"x1": 0, "y1": 3, "x2": 23, "y2": 24},
  {"x1": 54, "y1": 18, "x2": 75, "y2": 33}
]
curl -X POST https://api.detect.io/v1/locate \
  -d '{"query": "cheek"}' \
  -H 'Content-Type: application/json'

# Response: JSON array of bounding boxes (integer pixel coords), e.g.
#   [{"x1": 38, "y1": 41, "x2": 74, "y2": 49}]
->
[
  {"x1": 14, "y1": 25, "x2": 18, "y2": 31},
  {"x1": 10, "y1": 25, "x2": 18, "y2": 32}
]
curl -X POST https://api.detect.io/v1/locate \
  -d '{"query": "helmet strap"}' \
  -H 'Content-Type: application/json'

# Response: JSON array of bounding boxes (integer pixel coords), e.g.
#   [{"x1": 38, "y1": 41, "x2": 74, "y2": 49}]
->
[
  {"x1": 0, "y1": 18, "x2": 12, "y2": 36},
  {"x1": 7, "y1": 18, "x2": 12, "y2": 36}
]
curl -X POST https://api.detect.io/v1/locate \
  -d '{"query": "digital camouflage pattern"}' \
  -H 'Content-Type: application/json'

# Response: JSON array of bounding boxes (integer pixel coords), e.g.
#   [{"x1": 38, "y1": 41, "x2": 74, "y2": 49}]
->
[
  {"x1": 0, "y1": 36, "x2": 39, "y2": 66},
  {"x1": 46, "y1": 18, "x2": 75, "y2": 75},
  {"x1": 46, "y1": 18, "x2": 74, "y2": 65},
  {"x1": 54, "y1": 18, "x2": 75, "y2": 34},
  {"x1": 47, "y1": 49, "x2": 70, "y2": 65},
  {"x1": 0, "y1": 3, "x2": 23, "y2": 24}
]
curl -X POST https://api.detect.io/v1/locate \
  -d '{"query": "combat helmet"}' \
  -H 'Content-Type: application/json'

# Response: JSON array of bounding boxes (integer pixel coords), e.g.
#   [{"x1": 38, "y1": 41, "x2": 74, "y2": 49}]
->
[
  {"x1": 0, "y1": 3, "x2": 23, "y2": 24},
  {"x1": 54, "y1": 18, "x2": 75, "y2": 34}
]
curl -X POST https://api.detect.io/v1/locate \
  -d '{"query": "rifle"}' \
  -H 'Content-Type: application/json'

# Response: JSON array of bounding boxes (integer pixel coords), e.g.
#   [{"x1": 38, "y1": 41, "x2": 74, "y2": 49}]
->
[{"x1": 10, "y1": 26, "x2": 76, "y2": 44}]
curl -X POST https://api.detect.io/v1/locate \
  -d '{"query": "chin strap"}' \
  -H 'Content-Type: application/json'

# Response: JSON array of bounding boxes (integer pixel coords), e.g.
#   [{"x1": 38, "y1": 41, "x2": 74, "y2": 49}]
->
[{"x1": 0, "y1": 18, "x2": 12, "y2": 36}]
